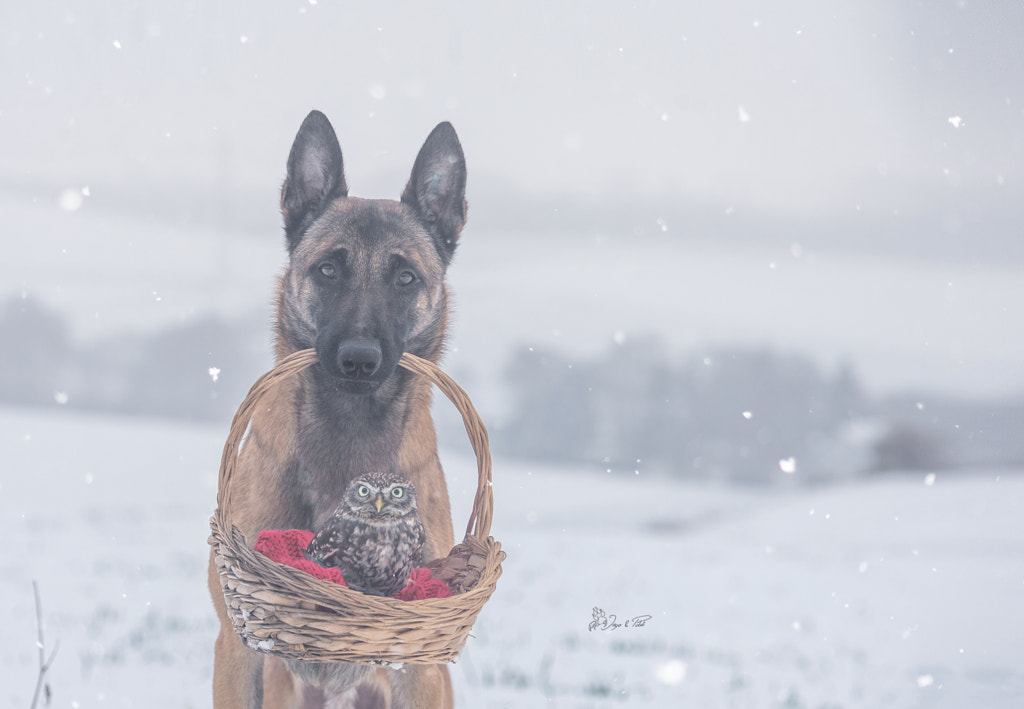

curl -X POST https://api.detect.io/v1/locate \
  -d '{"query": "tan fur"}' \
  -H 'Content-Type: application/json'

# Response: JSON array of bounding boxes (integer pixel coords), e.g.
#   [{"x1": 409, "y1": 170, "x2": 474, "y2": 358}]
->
[{"x1": 210, "y1": 114, "x2": 466, "y2": 708}]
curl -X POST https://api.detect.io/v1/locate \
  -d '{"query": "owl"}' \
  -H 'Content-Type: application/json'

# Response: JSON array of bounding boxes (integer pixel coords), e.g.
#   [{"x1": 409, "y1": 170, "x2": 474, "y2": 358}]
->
[{"x1": 305, "y1": 471, "x2": 426, "y2": 596}]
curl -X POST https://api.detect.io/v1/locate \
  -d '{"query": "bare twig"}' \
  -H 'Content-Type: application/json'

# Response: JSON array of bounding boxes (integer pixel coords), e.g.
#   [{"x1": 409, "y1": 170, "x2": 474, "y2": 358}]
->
[{"x1": 30, "y1": 581, "x2": 59, "y2": 709}]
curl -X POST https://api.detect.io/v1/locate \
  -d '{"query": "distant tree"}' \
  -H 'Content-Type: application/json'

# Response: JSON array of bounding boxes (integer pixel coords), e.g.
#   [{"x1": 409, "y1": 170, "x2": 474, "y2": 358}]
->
[
  {"x1": 499, "y1": 347, "x2": 597, "y2": 462},
  {"x1": 0, "y1": 296, "x2": 72, "y2": 405},
  {"x1": 872, "y1": 424, "x2": 947, "y2": 471},
  {"x1": 585, "y1": 336, "x2": 673, "y2": 471},
  {"x1": 677, "y1": 348, "x2": 851, "y2": 481},
  {"x1": 495, "y1": 339, "x2": 873, "y2": 484},
  {"x1": 113, "y1": 315, "x2": 270, "y2": 421}
]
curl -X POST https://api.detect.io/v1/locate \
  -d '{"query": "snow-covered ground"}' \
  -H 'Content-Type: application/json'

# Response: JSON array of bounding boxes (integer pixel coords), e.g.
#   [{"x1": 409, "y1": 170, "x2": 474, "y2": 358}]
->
[{"x1": 2, "y1": 405, "x2": 1022, "y2": 708}]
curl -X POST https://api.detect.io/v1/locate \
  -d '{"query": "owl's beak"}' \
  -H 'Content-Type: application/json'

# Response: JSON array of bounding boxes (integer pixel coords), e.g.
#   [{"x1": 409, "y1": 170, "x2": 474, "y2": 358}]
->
[{"x1": 374, "y1": 496, "x2": 384, "y2": 513}]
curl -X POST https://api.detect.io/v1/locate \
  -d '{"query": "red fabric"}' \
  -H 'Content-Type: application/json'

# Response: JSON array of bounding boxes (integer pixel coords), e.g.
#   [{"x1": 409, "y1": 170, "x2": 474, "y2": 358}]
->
[
  {"x1": 254, "y1": 529, "x2": 451, "y2": 600},
  {"x1": 393, "y1": 567, "x2": 451, "y2": 601},
  {"x1": 254, "y1": 529, "x2": 347, "y2": 585}
]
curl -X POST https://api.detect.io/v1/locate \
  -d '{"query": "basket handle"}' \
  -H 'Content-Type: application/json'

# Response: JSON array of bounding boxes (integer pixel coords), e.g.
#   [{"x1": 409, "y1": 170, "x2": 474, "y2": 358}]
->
[
  {"x1": 216, "y1": 348, "x2": 318, "y2": 515},
  {"x1": 397, "y1": 352, "x2": 494, "y2": 543},
  {"x1": 216, "y1": 349, "x2": 494, "y2": 543}
]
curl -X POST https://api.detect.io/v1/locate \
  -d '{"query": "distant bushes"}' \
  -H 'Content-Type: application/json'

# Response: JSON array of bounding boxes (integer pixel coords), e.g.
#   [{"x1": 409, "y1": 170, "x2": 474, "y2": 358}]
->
[
  {"x1": 496, "y1": 340, "x2": 872, "y2": 483},
  {"x1": 3, "y1": 294, "x2": 1022, "y2": 481},
  {"x1": 871, "y1": 394, "x2": 1024, "y2": 473},
  {"x1": 0, "y1": 296, "x2": 74, "y2": 407},
  {"x1": 492, "y1": 341, "x2": 1024, "y2": 481},
  {"x1": 0, "y1": 294, "x2": 270, "y2": 422}
]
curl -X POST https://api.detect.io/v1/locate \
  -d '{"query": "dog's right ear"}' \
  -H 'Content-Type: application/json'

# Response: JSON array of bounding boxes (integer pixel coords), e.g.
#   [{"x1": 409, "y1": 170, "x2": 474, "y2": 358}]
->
[
  {"x1": 401, "y1": 122, "x2": 467, "y2": 266},
  {"x1": 280, "y1": 110, "x2": 348, "y2": 249}
]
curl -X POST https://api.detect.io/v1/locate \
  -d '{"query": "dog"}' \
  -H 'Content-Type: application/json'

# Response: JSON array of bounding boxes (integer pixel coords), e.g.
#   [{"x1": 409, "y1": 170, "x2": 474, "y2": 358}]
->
[{"x1": 208, "y1": 110, "x2": 467, "y2": 708}]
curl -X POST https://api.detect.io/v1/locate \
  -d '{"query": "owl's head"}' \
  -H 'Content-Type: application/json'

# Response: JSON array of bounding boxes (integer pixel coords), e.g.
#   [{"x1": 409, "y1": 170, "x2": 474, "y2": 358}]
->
[{"x1": 343, "y1": 471, "x2": 418, "y2": 519}]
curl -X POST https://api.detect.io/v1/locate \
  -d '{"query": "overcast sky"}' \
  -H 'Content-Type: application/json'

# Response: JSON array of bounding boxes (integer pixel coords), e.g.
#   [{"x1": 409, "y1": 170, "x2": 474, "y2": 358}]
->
[{"x1": 3, "y1": 1, "x2": 1022, "y2": 214}]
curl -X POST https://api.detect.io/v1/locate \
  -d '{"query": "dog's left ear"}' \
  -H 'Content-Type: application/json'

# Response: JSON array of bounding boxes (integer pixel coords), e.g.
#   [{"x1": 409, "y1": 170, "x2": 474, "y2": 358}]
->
[{"x1": 401, "y1": 122, "x2": 467, "y2": 264}]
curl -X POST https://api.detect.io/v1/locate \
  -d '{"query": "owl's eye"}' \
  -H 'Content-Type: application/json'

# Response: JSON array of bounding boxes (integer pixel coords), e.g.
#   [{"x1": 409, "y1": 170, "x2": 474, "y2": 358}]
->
[
  {"x1": 357, "y1": 485, "x2": 370, "y2": 497},
  {"x1": 390, "y1": 487, "x2": 404, "y2": 499}
]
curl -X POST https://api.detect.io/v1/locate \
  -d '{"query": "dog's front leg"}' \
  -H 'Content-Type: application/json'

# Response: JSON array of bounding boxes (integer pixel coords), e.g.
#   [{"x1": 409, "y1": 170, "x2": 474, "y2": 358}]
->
[
  {"x1": 390, "y1": 664, "x2": 453, "y2": 708},
  {"x1": 212, "y1": 630, "x2": 264, "y2": 708},
  {"x1": 209, "y1": 552, "x2": 265, "y2": 708}
]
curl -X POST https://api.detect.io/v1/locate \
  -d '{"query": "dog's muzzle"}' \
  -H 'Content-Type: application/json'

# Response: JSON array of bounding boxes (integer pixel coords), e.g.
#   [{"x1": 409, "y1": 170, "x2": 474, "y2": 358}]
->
[{"x1": 335, "y1": 338, "x2": 383, "y2": 381}]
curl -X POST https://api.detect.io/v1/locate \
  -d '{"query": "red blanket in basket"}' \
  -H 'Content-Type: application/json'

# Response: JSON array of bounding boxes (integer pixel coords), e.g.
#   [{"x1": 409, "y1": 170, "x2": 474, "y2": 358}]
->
[{"x1": 254, "y1": 529, "x2": 452, "y2": 601}]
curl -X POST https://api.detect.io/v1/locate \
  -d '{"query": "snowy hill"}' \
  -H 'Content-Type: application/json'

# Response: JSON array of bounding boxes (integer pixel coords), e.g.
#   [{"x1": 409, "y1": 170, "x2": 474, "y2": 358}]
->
[{"x1": 2, "y1": 407, "x2": 1022, "y2": 707}]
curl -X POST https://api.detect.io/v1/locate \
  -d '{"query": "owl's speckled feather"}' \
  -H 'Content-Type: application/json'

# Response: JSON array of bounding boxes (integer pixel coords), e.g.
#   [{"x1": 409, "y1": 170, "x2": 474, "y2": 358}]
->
[{"x1": 305, "y1": 471, "x2": 426, "y2": 596}]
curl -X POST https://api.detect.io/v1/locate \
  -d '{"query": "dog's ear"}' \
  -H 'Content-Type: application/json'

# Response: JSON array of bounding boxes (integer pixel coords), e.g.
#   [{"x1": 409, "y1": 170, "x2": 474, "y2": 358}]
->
[
  {"x1": 401, "y1": 122, "x2": 467, "y2": 264},
  {"x1": 281, "y1": 110, "x2": 348, "y2": 249}
]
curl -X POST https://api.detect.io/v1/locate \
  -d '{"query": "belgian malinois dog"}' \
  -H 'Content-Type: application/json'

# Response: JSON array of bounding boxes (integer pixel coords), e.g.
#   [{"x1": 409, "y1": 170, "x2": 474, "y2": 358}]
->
[{"x1": 208, "y1": 110, "x2": 467, "y2": 708}]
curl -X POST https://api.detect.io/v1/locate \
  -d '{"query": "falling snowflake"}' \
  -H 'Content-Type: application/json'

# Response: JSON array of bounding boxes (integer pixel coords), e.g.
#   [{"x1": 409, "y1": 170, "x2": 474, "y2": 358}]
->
[
  {"x1": 58, "y1": 188, "x2": 85, "y2": 212},
  {"x1": 208, "y1": 367, "x2": 221, "y2": 383},
  {"x1": 656, "y1": 659, "x2": 687, "y2": 686},
  {"x1": 779, "y1": 457, "x2": 797, "y2": 474},
  {"x1": 948, "y1": 116, "x2": 962, "y2": 128}
]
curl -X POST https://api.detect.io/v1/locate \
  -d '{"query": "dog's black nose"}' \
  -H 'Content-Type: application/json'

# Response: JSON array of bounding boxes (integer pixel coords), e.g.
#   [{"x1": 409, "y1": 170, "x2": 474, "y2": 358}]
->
[{"x1": 336, "y1": 340, "x2": 383, "y2": 379}]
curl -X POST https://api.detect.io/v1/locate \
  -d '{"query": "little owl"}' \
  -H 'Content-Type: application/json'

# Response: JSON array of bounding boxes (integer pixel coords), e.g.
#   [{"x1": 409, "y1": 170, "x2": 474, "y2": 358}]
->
[{"x1": 305, "y1": 471, "x2": 426, "y2": 596}]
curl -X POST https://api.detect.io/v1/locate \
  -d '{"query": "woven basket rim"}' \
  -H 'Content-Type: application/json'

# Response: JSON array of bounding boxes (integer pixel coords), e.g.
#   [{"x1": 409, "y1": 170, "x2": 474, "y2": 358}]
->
[{"x1": 212, "y1": 515, "x2": 502, "y2": 612}]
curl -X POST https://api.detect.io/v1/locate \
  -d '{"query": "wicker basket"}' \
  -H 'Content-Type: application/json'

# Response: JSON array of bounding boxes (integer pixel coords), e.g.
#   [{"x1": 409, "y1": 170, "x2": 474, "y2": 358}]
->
[{"x1": 209, "y1": 349, "x2": 504, "y2": 664}]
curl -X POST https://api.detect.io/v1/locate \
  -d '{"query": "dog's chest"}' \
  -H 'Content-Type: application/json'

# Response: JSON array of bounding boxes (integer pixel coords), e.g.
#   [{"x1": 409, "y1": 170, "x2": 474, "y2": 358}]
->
[
  {"x1": 291, "y1": 391, "x2": 407, "y2": 527},
  {"x1": 297, "y1": 460, "x2": 397, "y2": 529},
  {"x1": 296, "y1": 465, "x2": 349, "y2": 528}
]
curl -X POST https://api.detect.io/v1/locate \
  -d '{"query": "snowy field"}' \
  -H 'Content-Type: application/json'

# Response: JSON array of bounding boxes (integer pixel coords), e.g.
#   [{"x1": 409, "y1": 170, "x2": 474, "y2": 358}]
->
[{"x1": 2, "y1": 405, "x2": 1022, "y2": 708}]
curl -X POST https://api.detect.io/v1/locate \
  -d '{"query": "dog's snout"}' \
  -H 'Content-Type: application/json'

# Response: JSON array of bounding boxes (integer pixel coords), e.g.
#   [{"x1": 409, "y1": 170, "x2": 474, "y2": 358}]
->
[{"x1": 336, "y1": 339, "x2": 383, "y2": 380}]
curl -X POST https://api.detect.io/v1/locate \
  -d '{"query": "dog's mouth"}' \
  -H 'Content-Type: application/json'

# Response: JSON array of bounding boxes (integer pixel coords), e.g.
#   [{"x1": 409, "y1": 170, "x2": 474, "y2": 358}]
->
[{"x1": 332, "y1": 378, "x2": 382, "y2": 395}]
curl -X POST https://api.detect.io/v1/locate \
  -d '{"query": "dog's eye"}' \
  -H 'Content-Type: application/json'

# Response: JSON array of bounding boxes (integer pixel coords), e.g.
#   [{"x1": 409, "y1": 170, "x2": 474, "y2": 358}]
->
[
  {"x1": 319, "y1": 262, "x2": 337, "y2": 278},
  {"x1": 357, "y1": 485, "x2": 370, "y2": 497},
  {"x1": 396, "y1": 270, "x2": 416, "y2": 287},
  {"x1": 391, "y1": 487, "x2": 404, "y2": 499}
]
